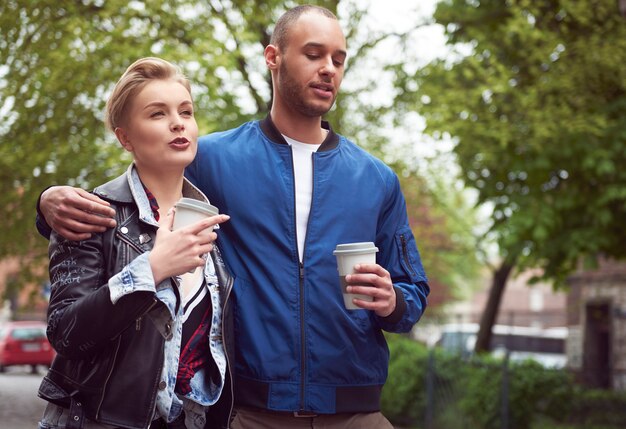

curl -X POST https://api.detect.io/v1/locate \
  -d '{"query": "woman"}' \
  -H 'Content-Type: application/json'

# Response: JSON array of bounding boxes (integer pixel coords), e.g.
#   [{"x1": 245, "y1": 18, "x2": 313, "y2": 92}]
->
[{"x1": 38, "y1": 57, "x2": 233, "y2": 429}]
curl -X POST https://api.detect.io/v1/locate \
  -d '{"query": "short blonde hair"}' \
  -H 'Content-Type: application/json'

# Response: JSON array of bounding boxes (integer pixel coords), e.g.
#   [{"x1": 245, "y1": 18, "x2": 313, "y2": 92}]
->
[{"x1": 105, "y1": 57, "x2": 191, "y2": 132}]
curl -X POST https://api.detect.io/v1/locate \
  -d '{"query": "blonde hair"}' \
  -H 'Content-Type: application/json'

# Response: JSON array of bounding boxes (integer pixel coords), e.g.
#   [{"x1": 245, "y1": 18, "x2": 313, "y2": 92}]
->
[{"x1": 105, "y1": 57, "x2": 191, "y2": 132}]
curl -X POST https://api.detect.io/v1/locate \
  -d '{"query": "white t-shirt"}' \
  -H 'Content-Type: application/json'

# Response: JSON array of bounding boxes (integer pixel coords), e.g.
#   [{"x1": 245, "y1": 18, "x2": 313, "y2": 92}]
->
[{"x1": 283, "y1": 135, "x2": 322, "y2": 262}]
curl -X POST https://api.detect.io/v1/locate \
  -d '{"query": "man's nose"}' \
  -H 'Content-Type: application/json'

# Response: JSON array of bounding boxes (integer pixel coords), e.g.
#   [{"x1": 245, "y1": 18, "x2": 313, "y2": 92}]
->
[{"x1": 319, "y1": 56, "x2": 336, "y2": 76}]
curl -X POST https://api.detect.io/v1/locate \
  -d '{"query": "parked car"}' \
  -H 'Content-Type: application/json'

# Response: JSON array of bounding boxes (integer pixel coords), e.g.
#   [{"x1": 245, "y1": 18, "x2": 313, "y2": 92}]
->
[
  {"x1": 433, "y1": 323, "x2": 568, "y2": 368},
  {"x1": 0, "y1": 320, "x2": 55, "y2": 373}
]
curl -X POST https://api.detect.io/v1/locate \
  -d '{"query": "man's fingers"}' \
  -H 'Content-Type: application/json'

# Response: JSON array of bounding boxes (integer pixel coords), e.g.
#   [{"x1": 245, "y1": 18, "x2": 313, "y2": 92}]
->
[
  {"x1": 54, "y1": 215, "x2": 108, "y2": 233},
  {"x1": 347, "y1": 284, "x2": 377, "y2": 296},
  {"x1": 353, "y1": 263, "x2": 388, "y2": 277},
  {"x1": 57, "y1": 205, "x2": 116, "y2": 229},
  {"x1": 73, "y1": 189, "x2": 116, "y2": 218},
  {"x1": 56, "y1": 226, "x2": 93, "y2": 242}
]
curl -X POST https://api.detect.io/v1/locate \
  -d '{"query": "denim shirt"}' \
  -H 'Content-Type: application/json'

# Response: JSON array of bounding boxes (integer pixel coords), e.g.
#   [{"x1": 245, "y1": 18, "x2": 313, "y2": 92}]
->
[{"x1": 107, "y1": 166, "x2": 226, "y2": 423}]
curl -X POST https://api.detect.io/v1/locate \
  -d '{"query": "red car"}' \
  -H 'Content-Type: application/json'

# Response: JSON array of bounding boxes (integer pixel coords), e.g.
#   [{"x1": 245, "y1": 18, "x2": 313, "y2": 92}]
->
[{"x1": 0, "y1": 320, "x2": 55, "y2": 373}]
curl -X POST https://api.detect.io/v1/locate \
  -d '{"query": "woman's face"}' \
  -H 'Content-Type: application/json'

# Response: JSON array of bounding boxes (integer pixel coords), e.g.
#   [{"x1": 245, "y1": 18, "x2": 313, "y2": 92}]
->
[{"x1": 116, "y1": 78, "x2": 198, "y2": 173}]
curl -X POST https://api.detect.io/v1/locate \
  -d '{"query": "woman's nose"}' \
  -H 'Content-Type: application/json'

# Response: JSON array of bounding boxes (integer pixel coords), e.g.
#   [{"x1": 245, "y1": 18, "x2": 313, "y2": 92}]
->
[{"x1": 171, "y1": 120, "x2": 185, "y2": 132}]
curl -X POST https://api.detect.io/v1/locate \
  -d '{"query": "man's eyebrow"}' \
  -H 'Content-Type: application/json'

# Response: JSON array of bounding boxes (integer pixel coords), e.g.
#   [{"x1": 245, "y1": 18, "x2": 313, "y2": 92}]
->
[{"x1": 303, "y1": 42, "x2": 347, "y2": 58}]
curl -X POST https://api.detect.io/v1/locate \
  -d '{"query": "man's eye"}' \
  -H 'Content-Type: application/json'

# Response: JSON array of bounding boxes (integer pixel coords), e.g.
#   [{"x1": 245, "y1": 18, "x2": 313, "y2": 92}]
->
[{"x1": 306, "y1": 54, "x2": 320, "y2": 60}]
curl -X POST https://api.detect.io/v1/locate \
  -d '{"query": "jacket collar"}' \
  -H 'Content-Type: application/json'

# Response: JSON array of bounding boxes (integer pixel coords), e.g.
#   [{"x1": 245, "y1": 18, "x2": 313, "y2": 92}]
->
[
  {"x1": 259, "y1": 114, "x2": 340, "y2": 152},
  {"x1": 94, "y1": 164, "x2": 211, "y2": 227}
]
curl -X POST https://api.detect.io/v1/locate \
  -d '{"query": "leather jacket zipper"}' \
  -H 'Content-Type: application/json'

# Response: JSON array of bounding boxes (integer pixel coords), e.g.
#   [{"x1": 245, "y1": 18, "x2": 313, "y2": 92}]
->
[
  {"x1": 221, "y1": 274, "x2": 236, "y2": 423},
  {"x1": 95, "y1": 336, "x2": 122, "y2": 419},
  {"x1": 96, "y1": 228, "x2": 161, "y2": 424},
  {"x1": 95, "y1": 290, "x2": 158, "y2": 420}
]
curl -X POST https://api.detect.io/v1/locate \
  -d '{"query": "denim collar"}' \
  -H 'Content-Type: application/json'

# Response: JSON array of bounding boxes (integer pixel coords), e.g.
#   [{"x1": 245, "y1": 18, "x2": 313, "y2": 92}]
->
[{"x1": 95, "y1": 163, "x2": 211, "y2": 228}]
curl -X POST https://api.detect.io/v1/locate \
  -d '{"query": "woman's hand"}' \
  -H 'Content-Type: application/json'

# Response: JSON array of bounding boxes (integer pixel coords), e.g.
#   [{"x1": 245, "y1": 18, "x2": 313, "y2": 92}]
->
[{"x1": 149, "y1": 210, "x2": 230, "y2": 284}]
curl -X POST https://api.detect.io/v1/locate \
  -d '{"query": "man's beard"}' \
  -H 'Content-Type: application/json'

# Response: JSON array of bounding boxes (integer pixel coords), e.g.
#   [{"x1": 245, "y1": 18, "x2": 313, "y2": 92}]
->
[{"x1": 278, "y1": 61, "x2": 334, "y2": 117}]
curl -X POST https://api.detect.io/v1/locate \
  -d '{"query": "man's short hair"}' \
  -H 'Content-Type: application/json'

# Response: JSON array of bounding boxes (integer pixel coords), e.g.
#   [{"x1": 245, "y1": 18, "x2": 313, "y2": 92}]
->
[{"x1": 270, "y1": 5, "x2": 337, "y2": 51}]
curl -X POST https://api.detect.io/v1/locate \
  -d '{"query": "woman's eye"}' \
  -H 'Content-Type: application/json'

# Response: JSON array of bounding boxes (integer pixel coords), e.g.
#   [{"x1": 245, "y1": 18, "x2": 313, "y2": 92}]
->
[
  {"x1": 150, "y1": 111, "x2": 164, "y2": 118},
  {"x1": 181, "y1": 110, "x2": 193, "y2": 116}
]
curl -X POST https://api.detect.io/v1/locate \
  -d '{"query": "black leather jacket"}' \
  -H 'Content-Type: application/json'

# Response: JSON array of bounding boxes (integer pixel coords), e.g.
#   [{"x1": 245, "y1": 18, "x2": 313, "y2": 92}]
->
[{"x1": 37, "y1": 170, "x2": 235, "y2": 429}]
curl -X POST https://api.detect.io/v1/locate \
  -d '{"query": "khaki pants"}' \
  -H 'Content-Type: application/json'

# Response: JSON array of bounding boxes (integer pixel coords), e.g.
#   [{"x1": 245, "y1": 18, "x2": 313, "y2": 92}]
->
[{"x1": 230, "y1": 407, "x2": 394, "y2": 429}]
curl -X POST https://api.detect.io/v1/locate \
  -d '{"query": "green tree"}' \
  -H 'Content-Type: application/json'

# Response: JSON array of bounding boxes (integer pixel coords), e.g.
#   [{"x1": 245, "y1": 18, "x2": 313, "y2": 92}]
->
[
  {"x1": 392, "y1": 0, "x2": 626, "y2": 349},
  {"x1": 0, "y1": 0, "x2": 283, "y2": 263},
  {"x1": 1, "y1": 1, "x2": 480, "y2": 308}
]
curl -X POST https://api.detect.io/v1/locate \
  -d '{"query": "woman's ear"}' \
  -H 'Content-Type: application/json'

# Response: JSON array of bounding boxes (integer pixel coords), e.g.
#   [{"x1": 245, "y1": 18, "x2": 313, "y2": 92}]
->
[{"x1": 114, "y1": 127, "x2": 133, "y2": 152}]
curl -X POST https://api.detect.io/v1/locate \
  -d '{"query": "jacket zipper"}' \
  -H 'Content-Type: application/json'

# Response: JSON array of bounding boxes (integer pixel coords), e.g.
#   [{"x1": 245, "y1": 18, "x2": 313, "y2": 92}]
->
[
  {"x1": 108, "y1": 228, "x2": 163, "y2": 426},
  {"x1": 221, "y1": 273, "x2": 236, "y2": 424},
  {"x1": 400, "y1": 234, "x2": 417, "y2": 278},
  {"x1": 289, "y1": 145, "x2": 308, "y2": 411},
  {"x1": 95, "y1": 336, "x2": 122, "y2": 419},
  {"x1": 298, "y1": 261, "x2": 306, "y2": 410}
]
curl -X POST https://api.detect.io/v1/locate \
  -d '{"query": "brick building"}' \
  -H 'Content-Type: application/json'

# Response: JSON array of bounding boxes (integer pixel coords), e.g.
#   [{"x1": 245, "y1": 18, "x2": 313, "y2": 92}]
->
[
  {"x1": 0, "y1": 257, "x2": 48, "y2": 322},
  {"x1": 566, "y1": 258, "x2": 626, "y2": 390}
]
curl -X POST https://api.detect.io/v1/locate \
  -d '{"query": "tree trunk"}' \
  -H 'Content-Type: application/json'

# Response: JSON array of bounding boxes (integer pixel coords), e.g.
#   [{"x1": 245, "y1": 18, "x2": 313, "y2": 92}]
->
[{"x1": 474, "y1": 260, "x2": 515, "y2": 353}]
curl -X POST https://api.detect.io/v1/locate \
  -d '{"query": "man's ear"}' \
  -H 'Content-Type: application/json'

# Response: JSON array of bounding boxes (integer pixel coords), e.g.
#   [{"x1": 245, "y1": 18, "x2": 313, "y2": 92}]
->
[
  {"x1": 264, "y1": 44, "x2": 280, "y2": 71},
  {"x1": 114, "y1": 127, "x2": 133, "y2": 152}
]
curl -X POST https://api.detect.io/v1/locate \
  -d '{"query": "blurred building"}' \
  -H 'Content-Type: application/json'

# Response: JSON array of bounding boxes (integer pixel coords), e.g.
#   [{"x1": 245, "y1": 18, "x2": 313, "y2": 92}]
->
[
  {"x1": 0, "y1": 258, "x2": 48, "y2": 322},
  {"x1": 448, "y1": 268, "x2": 567, "y2": 328},
  {"x1": 413, "y1": 268, "x2": 568, "y2": 350},
  {"x1": 566, "y1": 258, "x2": 626, "y2": 390}
]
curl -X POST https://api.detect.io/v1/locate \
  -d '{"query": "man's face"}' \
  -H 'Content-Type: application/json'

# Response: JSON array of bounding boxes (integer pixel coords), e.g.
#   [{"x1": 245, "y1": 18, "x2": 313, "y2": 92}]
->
[{"x1": 275, "y1": 12, "x2": 347, "y2": 118}]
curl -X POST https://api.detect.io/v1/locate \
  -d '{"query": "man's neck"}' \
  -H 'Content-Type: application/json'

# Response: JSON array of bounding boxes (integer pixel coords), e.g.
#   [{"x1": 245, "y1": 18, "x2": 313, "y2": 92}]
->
[{"x1": 270, "y1": 107, "x2": 326, "y2": 145}]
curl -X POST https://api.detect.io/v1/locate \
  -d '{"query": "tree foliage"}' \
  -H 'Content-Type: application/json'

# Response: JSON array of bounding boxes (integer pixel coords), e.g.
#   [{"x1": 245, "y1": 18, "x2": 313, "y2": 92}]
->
[
  {"x1": 0, "y1": 0, "x2": 287, "y2": 262},
  {"x1": 392, "y1": 0, "x2": 626, "y2": 286},
  {"x1": 0, "y1": 1, "x2": 481, "y2": 308}
]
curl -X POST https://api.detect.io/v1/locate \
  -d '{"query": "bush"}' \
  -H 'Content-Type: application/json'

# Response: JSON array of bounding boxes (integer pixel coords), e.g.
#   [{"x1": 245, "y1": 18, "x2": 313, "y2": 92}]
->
[
  {"x1": 460, "y1": 358, "x2": 573, "y2": 429},
  {"x1": 381, "y1": 334, "x2": 626, "y2": 429},
  {"x1": 383, "y1": 334, "x2": 468, "y2": 428},
  {"x1": 382, "y1": 334, "x2": 429, "y2": 426}
]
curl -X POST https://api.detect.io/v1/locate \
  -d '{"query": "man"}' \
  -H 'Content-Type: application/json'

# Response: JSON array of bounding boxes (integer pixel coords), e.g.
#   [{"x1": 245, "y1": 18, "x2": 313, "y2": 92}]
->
[{"x1": 37, "y1": 5, "x2": 429, "y2": 428}]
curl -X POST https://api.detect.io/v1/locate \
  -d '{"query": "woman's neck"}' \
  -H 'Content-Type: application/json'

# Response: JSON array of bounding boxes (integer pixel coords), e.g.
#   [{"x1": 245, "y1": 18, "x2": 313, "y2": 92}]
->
[{"x1": 135, "y1": 166, "x2": 184, "y2": 215}]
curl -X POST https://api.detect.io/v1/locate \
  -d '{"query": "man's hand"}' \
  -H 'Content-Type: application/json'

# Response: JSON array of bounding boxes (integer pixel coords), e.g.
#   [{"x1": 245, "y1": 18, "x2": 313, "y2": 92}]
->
[
  {"x1": 40, "y1": 186, "x2": 116, "y2": 241},
  {"x1": 345, "y1": 264, "x2": 396, "y2": 317}
]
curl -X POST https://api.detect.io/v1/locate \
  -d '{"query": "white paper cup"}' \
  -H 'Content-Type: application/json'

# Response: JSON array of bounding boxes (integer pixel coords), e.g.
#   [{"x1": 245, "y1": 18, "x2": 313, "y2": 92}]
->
[
  {"x1": 173, "y1": 198, "x2": 219, "y2": 231},
  {"x1": 333, "y1": 242, "x2": 379, "y2": 310}
]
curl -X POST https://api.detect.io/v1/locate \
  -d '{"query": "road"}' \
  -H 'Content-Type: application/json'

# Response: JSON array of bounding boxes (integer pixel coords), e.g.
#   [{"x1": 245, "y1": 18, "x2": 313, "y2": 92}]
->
[
  {"x1": 0, "y1": 365, "x2": 47, "y2": 429},
  {"x1": 0, "y1": 365, "x2": 413, "y2": 429}
]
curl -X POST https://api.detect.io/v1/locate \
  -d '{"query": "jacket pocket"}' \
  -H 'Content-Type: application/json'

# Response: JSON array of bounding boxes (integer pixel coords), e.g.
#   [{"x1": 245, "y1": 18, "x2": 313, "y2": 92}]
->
[{"x1": 394, "y1": 226, "x2": 425, "y2": 283}]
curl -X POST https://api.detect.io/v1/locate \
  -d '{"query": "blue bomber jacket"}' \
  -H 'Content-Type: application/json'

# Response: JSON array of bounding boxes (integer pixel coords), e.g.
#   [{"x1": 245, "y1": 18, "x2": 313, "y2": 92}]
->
[{"x1": 185, "y1": 115, "x2": 429, "y2": 415}]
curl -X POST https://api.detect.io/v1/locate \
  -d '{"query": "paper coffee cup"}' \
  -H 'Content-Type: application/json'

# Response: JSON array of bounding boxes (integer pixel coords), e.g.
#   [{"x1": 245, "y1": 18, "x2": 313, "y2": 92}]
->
[
  {"x1": 173, "y1": 198, "x2": 219, "y2": 273},
  {"x1": 333, "y1": 242, "x2": 379, "y2": 310},
  {"x1": 173, "y1": 198, "x2": 219, "y2": 231}
]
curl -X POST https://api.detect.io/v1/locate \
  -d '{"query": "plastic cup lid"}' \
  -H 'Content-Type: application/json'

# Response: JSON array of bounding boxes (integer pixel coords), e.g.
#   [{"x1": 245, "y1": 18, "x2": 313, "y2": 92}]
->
[
  {"x1": 333, "y1": 242, "x2": 379, "y2": 255},
  {"x1": 175, "y1": 197, "x2": 219, "y2": 215}
]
